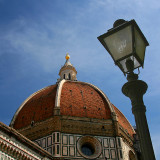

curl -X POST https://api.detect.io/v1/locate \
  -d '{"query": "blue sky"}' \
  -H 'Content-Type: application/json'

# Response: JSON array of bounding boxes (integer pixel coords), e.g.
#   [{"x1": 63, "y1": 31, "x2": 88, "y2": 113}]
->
[{"x1": 0, "y1": 0, "x2": 160, "y2": 158}]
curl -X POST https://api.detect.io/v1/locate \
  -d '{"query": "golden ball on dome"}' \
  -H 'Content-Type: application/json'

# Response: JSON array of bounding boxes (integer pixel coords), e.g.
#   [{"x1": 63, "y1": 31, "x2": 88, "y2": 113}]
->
[{"x1": 65, "y1": 53, "x2": 70, "y2": 60}]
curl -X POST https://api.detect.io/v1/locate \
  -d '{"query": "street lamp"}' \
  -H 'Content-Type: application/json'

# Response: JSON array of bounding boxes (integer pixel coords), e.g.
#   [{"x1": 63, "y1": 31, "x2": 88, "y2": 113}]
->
[{"x1": 98, "y1": 19, "x2": 155, "y2": 160}]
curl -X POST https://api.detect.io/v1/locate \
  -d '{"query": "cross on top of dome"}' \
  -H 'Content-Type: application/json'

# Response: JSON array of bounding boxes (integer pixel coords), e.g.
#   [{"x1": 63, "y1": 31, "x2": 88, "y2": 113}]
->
[
  {"x1": 64, "y1": 53, "x2": 72, "y2": 66},
  {"x1": 65, "y1": 53, "x2": 70, "y2": 60}
]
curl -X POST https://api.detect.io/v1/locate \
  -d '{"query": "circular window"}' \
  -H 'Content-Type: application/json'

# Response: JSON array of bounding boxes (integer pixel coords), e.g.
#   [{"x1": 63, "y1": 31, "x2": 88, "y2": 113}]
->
[
  {"x1": 77, "y1": 136, "x2": 102, "y2": 159},
  {"x1": 81, "y1": 143, "x2": 95, "y2": 156}
]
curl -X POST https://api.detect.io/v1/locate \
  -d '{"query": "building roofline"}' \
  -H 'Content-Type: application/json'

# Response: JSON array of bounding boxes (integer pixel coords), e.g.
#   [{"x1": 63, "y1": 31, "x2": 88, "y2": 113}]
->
[{"x1": 0, "y1": 121, "x2": 53, "y2": 159}]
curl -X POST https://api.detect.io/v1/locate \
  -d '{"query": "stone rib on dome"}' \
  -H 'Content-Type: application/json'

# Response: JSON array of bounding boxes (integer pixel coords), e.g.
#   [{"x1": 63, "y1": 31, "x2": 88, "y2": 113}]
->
[{"x1": 113, "y1": 104, "x2": 135, "y2": 137}]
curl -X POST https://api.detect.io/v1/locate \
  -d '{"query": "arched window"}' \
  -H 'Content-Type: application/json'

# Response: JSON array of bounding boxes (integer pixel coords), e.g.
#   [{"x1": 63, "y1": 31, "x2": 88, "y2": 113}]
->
[
  {"x1": 63, "y1": 74, "x2": 66, "y2": 79},
  {"x1": 69, "y1": 73, "x2": 71, "y2": 80}
]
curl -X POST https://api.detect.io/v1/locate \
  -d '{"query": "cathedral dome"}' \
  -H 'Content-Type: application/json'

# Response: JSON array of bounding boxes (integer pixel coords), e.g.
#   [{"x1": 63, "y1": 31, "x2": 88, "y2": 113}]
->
[
  {"x1": 11, "y1": 80, "x2": 134, "y2": 136},
  {"x1": 10, "y1": 54, "x2": 136, "y2": 159},
  {"x1": 10, "y1": 78, "x2": 135, "y2": 138},
  {"x1": 11, "y1": 81, "x2": 113, "y2": 129}
]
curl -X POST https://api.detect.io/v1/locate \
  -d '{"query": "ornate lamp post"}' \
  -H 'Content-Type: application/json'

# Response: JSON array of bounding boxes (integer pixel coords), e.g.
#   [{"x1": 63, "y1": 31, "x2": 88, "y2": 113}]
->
[{"x1": 98, "y1": 19, "x2": 155, "y2": 160}]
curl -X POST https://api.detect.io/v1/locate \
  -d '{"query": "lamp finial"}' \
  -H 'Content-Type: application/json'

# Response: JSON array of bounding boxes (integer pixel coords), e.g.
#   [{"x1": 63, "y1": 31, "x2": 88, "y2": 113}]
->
[{"x1": 113, "y1": 19, "x2": 127, "y2": 28}]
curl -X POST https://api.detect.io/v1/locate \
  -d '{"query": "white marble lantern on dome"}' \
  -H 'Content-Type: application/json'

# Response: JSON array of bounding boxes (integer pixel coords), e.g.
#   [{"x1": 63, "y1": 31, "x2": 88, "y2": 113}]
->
[{"x1": 58, "y1": 53, "x2": 77, "y2": 82}]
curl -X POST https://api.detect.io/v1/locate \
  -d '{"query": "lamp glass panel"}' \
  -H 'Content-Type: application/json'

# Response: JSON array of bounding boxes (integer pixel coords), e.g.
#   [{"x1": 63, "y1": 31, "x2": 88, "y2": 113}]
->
[
  {"x1": 134, "y1": 27, "x2": 146, "y2": 65},
  {"x1": 104, "y1": 25, "x2": 132, "y2": 61},
  {"x1": 118, "y1": 55, "x2": 141, "y2": 73}
]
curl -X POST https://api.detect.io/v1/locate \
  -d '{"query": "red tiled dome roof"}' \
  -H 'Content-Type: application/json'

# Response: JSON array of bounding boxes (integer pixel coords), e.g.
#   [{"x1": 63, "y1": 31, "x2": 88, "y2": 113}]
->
[
  {"x1": 12, "y1": 85, "x2": 57, "y2": 129},
  {"x1": 10, "y1": 80, "x2": 135, "y2": 137},
  {"x1": 60, "y1": 81, "x2": 111, "y2": 119}
]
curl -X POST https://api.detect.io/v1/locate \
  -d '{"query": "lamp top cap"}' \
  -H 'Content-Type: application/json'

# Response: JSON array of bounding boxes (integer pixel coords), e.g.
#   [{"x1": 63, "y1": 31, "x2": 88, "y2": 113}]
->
[{"x1": 113, "y1": 19, "x2": 128, "y2": 28}]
